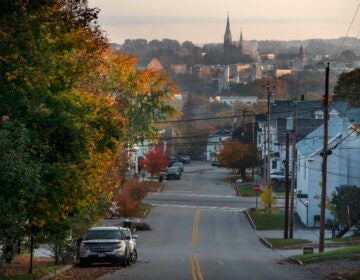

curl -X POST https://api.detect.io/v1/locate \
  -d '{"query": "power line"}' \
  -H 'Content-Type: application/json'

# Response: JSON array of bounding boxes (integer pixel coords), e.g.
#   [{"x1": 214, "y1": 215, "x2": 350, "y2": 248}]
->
[{"x1": 335, "y1": 2, "x2": 360, "y2": 58}]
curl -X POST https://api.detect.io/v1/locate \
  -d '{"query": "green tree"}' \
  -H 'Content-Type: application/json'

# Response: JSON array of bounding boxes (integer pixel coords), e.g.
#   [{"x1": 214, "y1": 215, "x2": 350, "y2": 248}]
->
[
  {"x1": 330, "y1": 185, "x2": 360, "y2": 233},
  {"x1": 333, "y1": 68, "x2": 360, "y2": 108},
  {"x1": 0, "y1": 0, "x2": 123, "y2": 269}
]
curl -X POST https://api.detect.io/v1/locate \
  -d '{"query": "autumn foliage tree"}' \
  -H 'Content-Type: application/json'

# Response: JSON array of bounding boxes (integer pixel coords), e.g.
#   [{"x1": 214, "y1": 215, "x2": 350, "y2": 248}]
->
[
  {"x1": 113, "y1": 179, "x2": 147, "y2": 218},
  {"x1": 140, "y1": 147, "x2": 169, "y2": 178},
  {"x1": 217, "y1": 139, "x2": 258, "y2": 178},
  {"x1": 0, "y1": 0, "x2": 179, "y2": 269}
]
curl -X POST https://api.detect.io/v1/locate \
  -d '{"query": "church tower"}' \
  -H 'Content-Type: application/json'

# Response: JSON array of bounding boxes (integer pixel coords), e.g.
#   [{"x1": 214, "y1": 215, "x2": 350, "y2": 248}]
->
[
  {"x1": 223, "y1": 15, "x2": 232, "y2": 53},
  {"x1": 238, "y1": 28, "x2": 243, "y2": 54}
]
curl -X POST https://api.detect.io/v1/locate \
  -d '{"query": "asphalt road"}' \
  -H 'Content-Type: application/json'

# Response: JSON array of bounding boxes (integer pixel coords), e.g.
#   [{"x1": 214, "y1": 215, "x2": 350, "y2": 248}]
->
[{"x1": 99, "y1": 162, "x2": 317, "y2": 280}]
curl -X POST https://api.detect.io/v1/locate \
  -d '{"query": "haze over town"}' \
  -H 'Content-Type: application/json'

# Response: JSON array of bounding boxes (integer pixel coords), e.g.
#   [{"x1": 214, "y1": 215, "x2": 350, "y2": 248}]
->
[{"x1": 88, "y1": 0, "x2": 359, "y2": 44}]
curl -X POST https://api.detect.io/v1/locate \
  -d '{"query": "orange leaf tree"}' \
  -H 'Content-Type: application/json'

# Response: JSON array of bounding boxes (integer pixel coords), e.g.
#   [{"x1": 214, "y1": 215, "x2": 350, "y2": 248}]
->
[{"x1": 218, "y1": 139, "x2": 258, "y2": 178}]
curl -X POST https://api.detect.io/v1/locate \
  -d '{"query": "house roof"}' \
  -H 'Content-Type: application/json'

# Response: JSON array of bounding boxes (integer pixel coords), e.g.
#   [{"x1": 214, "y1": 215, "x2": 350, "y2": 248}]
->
[
  {"x1": 269, "y1": 100, "x2": 348, "y2": 120},
  {"x1": 296, "y1": 116, "x2": 343, "y2": 158},
  {"x1": 346, "y1": 108, "x2": 360, "y2": 123},
  {"x1": 277, "y1": 118, "x2": 324, "y2": 144}
]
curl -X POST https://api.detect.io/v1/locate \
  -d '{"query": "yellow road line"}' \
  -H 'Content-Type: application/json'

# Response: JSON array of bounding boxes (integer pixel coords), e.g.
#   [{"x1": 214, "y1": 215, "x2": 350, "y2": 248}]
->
[
  {"x1": 191, "y1": 208, "x2": 200, "y2": 248},
  {"x1": 190, "y1": 253, "x2": 203, "y2": 280}
]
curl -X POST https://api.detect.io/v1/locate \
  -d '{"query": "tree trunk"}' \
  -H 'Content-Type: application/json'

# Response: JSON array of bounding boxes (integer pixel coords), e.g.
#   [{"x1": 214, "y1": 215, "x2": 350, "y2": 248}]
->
[{"x1": 28, "y1": 235, "x2": 33, "y2": 274}]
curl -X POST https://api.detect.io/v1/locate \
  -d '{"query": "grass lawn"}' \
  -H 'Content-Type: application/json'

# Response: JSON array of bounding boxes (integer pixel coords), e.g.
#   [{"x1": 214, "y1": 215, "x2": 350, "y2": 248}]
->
[
  {"x1": 249, "y1": 208, "x2": 284, "y2": 230},
  {"x1": 237, "y1": 184, "x2": 262, "y2": 197},
  {"x1": 292, "y1": 246, "x2": 360, "y2": 263},
  {"x1": 143, "y1": 180, "x2": 162, "y2": 192},
  {"x1": 137, "y1": 203, "x2": 151, "y2": 217}
]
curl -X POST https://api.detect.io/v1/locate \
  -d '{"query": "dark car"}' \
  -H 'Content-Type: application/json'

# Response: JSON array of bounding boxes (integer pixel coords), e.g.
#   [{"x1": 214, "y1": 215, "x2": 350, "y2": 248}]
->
[{"x1": 211, "y1": 160, "x2": 222, "y2": 167}]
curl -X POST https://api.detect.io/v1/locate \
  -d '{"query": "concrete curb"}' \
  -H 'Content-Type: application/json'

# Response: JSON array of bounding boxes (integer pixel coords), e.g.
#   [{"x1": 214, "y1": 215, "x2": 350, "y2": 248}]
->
[
  {"x1": 259, "y1": 237, "x2": 273, "y2": 249},
  {"x1": 288, "y1": 257, "x2": 303, "y2": 266},
  {"x1": 245, "y1": 209, "x2": 257, "y2": 231}
]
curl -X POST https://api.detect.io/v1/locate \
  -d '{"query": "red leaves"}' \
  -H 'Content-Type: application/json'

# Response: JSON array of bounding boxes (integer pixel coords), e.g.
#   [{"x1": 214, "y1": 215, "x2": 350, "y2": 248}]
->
[
  {"x1": 113, "y1": 179, "x2": 147, "y2": 218},
  {"x1": 139, "y1": 147, "x2": 169, "y2": 177}
]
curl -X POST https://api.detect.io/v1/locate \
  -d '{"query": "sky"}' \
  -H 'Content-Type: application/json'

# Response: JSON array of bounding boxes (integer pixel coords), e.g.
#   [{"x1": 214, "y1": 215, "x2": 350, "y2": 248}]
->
[{"x1": 88, "y1": 0, "x2": 360, "y2": 45}]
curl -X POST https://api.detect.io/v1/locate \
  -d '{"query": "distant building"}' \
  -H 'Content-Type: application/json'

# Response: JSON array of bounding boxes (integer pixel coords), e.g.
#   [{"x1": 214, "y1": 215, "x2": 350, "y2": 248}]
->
[
  {"x1": 170, "y1": 64, "x2": 187, "y2": 74},
  {"x1": 192, "y1": 64, "x2": 211, "y2": 78},
  {"x1": 210, "y1": 96, "x2": 258, "y2": 106},
  {"x1": 223, "y1": 15, "x2": 244, "y2": 61},
  {"x1": 136, "y1": 58, "x2": 163, "y2": 71},
  {"x1": 275, "y1": 68, "x2": 292, "y2": 77}
]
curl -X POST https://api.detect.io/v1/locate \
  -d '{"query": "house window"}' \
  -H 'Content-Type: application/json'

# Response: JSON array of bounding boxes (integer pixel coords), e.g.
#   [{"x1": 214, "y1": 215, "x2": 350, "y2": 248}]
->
[
  {"x1": 272, "y1": 160, "x2": 277, "y2": 169},
  {"x1": 314, "y1": 110, "x2": 324, "y2": 119}
]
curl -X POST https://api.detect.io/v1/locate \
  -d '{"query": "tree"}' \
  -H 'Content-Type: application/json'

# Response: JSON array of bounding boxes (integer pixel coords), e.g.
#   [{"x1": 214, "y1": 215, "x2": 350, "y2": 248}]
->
[
  {"x1": 0, "y1": 0, "x2": 179, "y2": 269},
  {"x1": 140, "y1": 147, "x2": 169, "y2": 178},
  {"x1": 330, "y1": 185, "x2": 360, "y2": 233},
  {"x1": 333, "y1": 68, "x2": 360, "y2": 108},
  {"x1": 218, "y1": 139, "x2": 258, "y2": 178},
  {"x1": 261, "y1": 188, "x2": 277, "y2": 214},
  {"x1": 0, "y1": 0, "x2": 124, "y2": 269},
  {"x1": 113, "y1": 179, "x2": 147, "y2": 218}
]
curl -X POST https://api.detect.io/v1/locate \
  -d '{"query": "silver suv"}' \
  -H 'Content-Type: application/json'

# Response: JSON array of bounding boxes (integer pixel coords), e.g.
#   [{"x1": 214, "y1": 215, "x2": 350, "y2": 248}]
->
[
  {"x1": 79, "y1": 226, "x2": 131, "y2": 267},
  {"x1": 122, "y1": 227, "x2": 138, "y2": 263}
]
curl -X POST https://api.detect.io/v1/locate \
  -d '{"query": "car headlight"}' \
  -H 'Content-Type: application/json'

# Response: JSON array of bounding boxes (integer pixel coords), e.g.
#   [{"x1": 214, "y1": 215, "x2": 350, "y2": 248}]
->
[
  {"x1": 80, "y1": 242, "x2": 89, "y2": 249},
  {"x1": 114, "y1": 242, "x2": 123, "y2": 249}
]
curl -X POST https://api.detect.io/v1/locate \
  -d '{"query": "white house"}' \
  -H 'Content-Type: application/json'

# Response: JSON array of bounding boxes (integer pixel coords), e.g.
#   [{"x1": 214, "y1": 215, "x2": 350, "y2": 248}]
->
[
  {"x1": 206, "y1": 128, "x2": 232, "y2": 161},
  {"x1": 210, "y1": 96, "x2": 259, "y2": 106},
  {"x1": 296, "y1": 116, "x2": 360, "y2": 227}
]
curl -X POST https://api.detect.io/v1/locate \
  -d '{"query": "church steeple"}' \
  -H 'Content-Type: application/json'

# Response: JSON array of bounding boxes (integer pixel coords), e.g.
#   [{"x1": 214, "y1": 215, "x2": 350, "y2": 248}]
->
[
  {"x1": 238, "y1": 28, "x2": 243, "y2": 52},
  {"x1": 298, "y1": 45, "x2": 306, "y2": 59},
  {"x1": 224, "y1": 14, "x2": 232, "y2": 52}
]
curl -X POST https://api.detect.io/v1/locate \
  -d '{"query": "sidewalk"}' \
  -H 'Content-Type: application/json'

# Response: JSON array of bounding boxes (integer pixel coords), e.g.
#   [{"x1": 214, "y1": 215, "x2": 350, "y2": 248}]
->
[{"x1": 256, "y1": 228, "x2": 339, "y2": 258}]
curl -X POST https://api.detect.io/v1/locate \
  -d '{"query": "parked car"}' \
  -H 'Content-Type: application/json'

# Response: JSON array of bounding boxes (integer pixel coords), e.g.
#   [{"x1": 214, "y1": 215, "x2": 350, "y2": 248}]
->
[
  {"x1": 78, "y1": 226, "x2": 131, "y2": 267},
  {"x1": 165, "y1": 166, "x2": 181, "y2": 180},
  {"x1": 176, "y1": 155, "x2": 191, "y2": 164},
  {"x1": 170, "y1": 161, "x2": 184, "y2": 172},
  {"x1": 122, "y1": 227, "x2": 138, "y2": 263},
  {"x1": 211, "y1": 160, "x2": 222, "y2": 167},
  {"x1": 270, "y1": 172, "x2": 286, "y2": 182}
]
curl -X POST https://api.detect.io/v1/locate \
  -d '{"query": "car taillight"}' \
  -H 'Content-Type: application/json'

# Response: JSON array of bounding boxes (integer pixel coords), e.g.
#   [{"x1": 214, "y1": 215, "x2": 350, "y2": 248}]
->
[{"x1": 114, "y1": 242, "x2": 123, "y2": 249}]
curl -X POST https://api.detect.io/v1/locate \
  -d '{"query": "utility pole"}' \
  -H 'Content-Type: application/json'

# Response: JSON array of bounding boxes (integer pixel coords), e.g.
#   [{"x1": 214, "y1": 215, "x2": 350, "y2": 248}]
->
[
  {"x1": 289, "y1": 104, "x2": 298, "y2": 239},
  {"x1": 319, "y1": 63, "x2": 330, "y2": 253},
  {"x1": 284, "y1": 133, "x2": 290, "y2": 239},
  {"x1": 262, "y1": 81, "x2": 275, "y2": 194}
]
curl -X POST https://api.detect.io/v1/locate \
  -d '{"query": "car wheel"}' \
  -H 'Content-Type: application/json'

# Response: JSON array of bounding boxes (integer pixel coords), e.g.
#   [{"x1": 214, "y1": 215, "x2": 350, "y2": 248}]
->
[
  {"x1": 122, "y1": 253, "x2": 128, "y2": 267},
  {"x1": 131, "y1": 249, "x2": 137, "y2": 263},
  {"x1": 127, "y1": 253, "x2": 131, "y2": 266}
]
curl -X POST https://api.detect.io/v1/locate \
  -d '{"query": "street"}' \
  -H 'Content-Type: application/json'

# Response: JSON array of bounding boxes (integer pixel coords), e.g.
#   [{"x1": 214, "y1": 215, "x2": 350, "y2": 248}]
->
[{"x1": 99, "y1": 162, "x2": 317, "y2": 280}]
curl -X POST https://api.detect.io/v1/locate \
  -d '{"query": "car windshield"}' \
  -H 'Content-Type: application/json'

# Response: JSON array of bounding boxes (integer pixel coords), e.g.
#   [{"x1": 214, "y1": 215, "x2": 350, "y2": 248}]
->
[{"x1": 85, "y1": 229, "x2": 121, "y2": 240}]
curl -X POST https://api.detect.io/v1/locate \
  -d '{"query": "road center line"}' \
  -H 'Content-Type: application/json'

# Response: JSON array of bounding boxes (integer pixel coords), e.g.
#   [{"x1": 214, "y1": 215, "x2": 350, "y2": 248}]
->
[
  {"x1": 190, "y1": 253, "x2": 203, "y2": 280},
  {"x1": 191, "y1": 208, "x2": 200, "y2": 248}
]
